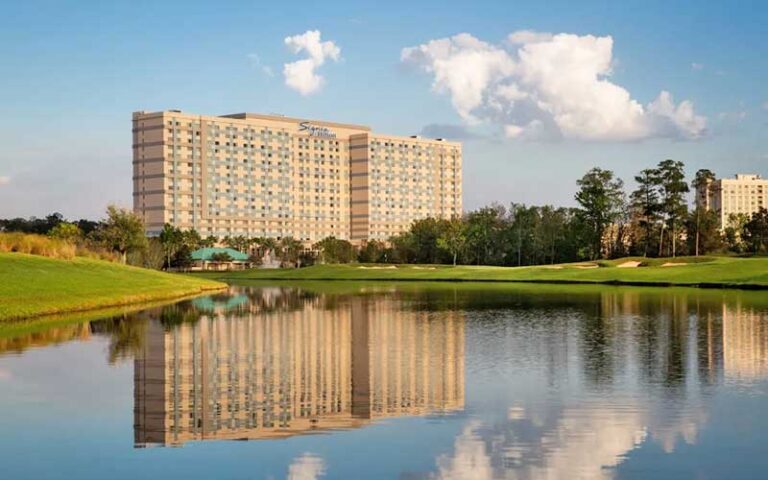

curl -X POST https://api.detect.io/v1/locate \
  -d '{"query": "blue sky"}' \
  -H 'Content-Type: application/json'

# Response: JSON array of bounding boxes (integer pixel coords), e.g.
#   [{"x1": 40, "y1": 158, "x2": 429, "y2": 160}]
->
[{"x1": 0, "y1": 0, "x2": 766, "y2": 219}]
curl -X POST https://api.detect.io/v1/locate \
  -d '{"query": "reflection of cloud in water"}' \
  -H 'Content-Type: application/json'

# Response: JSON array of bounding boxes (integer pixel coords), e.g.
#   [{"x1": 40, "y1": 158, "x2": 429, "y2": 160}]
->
[
  {"x1": 429, "y1": 288, "x2": 743, "y2": 480},
  {"x1": 287, "y1": 453, "x2": 326, "y2": 480},
  {"x1": 434, "y1": 398, "x2": 709, "y2": 480},
  {"x1": 0, "y1": 367, "x2": 12, "y2": 380},
  {"x1": 434, "y1": 422, "x2": 494, "y2": 480},
  {"x1": 434, "y1": 404, "x2": 647, "y2": 480}
]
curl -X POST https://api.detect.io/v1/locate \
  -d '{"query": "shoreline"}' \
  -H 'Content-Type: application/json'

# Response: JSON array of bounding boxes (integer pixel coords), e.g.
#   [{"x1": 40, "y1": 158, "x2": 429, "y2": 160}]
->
[
  {"x1": 0, "y1": 283, "x2": 226, "y2": 323},
  {"x1": 0, "y1": 253, "x2": 227, "y2": 322},
  {"x1": 212, "y1": 275, "x2": 768, "y2": 291},
  {"x1": 194, "y1": 256, "x2": 768, "y2": 292}
]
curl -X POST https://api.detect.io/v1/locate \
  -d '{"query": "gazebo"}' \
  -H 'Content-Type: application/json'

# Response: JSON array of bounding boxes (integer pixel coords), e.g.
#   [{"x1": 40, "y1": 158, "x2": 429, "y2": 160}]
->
[{"x1": 189, "y1": 247, "x2": 250, "y2": 271}]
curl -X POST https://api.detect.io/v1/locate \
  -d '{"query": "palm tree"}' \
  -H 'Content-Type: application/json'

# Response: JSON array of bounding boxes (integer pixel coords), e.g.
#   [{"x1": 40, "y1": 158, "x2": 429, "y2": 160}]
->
[
  {"x1": 261, "y1": 237, "x2": 278, "y2": 260},
  {"x1": 278, "y1": 237, "x2": 304, "y2": 268}
]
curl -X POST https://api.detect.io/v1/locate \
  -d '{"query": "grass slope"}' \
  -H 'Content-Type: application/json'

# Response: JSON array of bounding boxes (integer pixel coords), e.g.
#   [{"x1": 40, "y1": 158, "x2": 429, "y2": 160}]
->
[
  {"x1": 197, "y1": 256, "x2": 768, "y2": 289},
  {"x1": 0, "y1": 253, "x2": 226, "y2": 321}
]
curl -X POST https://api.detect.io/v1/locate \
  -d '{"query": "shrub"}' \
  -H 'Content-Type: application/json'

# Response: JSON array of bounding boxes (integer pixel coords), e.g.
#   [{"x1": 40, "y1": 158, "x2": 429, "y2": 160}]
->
[
  {"x1": 0, "y1": 232, "x2": 118, "y2": 261},
  {"x1": 0, "y1": 232, "x2": 76, "y2": 259}
]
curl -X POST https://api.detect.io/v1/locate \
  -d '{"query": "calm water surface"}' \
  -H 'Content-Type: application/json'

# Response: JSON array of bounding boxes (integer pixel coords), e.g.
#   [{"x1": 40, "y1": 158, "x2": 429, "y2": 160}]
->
[{"x1": 1, "y1": 283, "x2": 768, "y2": 479}]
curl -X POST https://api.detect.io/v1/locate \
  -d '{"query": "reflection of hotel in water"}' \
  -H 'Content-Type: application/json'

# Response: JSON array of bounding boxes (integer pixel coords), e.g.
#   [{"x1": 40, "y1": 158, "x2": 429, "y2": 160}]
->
[
  {"x1": 722, "y1": 303, "x2": 768, "y2": 380},
  {"x1": 598, "y1": 292, "x2": 768, "y2": 383},
  {"x1": 133, "y1": 296, "x2": 465, "y2": 446}
]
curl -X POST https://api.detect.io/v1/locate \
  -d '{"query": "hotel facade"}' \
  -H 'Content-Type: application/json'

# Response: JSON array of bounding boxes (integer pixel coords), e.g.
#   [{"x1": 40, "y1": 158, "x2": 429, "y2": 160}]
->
[
  {"x1": 696, "y1": 173, "x2": 768, "y2": 229},
  {"x1": 132, "y1": 110, "x2": 462, "y2": 243}
]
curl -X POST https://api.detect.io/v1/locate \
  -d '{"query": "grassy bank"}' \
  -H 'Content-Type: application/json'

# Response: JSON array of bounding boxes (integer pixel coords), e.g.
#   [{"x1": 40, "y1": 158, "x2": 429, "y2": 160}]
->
[
  {"x1": 0, "y1": 253, "x2": 226, "y2": 321},
  {"x1": 194, "y1": 256, "x2": 768, "y2": 290}
]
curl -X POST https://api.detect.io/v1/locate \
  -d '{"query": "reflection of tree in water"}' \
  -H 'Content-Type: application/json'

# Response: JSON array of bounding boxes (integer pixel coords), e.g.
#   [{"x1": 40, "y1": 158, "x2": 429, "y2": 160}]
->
[
  {"x1": 91, "y1": 314, "x2": 149, "y2": 364},
  {"x1": 425, "y1": 289, "x2": 766, "y2": 480},
  {"x1": 0, "y1": 322, "x2": 92, "y2": 355},
  {"x1": 579, "y1": 310, "x2": 615, "y2": 387}
]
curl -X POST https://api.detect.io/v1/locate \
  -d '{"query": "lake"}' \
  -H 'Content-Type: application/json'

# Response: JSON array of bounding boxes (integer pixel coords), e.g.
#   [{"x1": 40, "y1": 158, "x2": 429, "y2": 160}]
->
[{"x1": 1, "y1": 282, "x2": 767, "y2": 479}]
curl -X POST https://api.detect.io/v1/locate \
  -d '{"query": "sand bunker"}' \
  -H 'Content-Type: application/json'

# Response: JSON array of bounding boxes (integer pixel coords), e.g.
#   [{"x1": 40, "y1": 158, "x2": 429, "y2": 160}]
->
[
  {"x1": 573, "y1": 264, "x2": 599, "y2": 269},
  {"x1": 617, "y1": 261, "x2": 642, "y2": 268},
  {"x1": 541, "y1": 266, "x2": 564, "y2": 269},
  {"x1": 412, "y1": 266, "x2": 436, "y2": 270},
  {"x1": 661, "y1": 262, "x2": 686, "y2": 267},
  {"x1": 357, "y1": 265, "x2": 397, "y2": 270}
]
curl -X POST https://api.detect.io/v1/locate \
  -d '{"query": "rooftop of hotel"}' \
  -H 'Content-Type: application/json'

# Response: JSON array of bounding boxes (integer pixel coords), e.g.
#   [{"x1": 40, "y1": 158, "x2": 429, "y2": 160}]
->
[{"x1": 133, "y1": 109, "x2": 461, "y2": 145}]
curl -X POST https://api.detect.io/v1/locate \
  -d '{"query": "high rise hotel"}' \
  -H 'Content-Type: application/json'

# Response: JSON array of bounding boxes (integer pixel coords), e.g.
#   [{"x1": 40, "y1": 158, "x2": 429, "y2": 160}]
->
[
  {"x1": 696, "y1": 173, "x2": 768, "y2": 229},
  {"x1": 132, "y1": 110, "x2": 462, "y2": 242}
]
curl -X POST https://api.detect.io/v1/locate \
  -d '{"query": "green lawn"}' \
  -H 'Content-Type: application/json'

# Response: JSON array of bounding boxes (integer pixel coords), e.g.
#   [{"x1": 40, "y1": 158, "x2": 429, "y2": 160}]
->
[
  {"x1": 193, "y1": 256, "x2": 768, "y2": 289},
  {"x1": 0, "y1": 253, "x2": 226, "y2": 321}
]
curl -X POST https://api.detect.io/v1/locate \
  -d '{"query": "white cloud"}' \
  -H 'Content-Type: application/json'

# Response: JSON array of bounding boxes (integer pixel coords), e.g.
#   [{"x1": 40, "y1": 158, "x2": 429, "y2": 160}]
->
[
  {"x1": 287, "y1": 453, "x2": 326, "y2": 480},
  {"x1": 762, "y1": 101, "x2": 768, "y2": 111},
  {"x1": 691, "y1": 62, "x2": 704, "y2": 70},
  {"x1": 283, "y1": 30, "x2": 341, "y2": 95},
  {"x1": 0, "y1": 176, "x2": 10, "y2": 186},
  {"x1": 247, "y1": 53, "x2": 274, "y2": 77},
  {"x1": 717, "y1": 110, "x2": 748, "y2": 122},
  {"x1": 402, "y1": 31, "x2": 707, "y2": 142},
  {"x1": 507, "y1": 30, "x2": 553, "y2": 45}
]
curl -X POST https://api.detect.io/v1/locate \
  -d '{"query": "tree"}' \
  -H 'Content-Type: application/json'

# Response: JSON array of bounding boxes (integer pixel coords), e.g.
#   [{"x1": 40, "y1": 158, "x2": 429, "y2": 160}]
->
[
  {"x1": 75, "y1": 219, "x2": 100, "y2": 236},
  {"x1": 387, "y1": 232, "x2": 416, "y2": 264},
  {"x1": 505, "y1": 204, "x2": 537, "y2": 266},
  {"x1": 223, "y1": 235, "x2": 249, "y2": 253},
  {"x1": 172, "y1": 245, "x2": 193, "y2": 270},
  {"x1": 464, "y1": 205, "x2": 506, "y2": 265},
  {"x1": 48, "y1": 222, "x2": 82, "y2": 242},
  {"x1": 143, "y1": 238, "x2": 166, "y2": 269},
  {"x1": 210, "y1": 251, "x2": 233, "y2": 262},
  {"x1": 313, "y1": 236, "x2": 355, "y2": 264},
  {"x1": 128, "y1": 237, "x2": 165, "y2": 269},
  {"x1": 158, "y1": 223, "x2": 182, "y2": 270},
  {"x1": 278, "y1": 237, "x2": 304, "y2": 267},
  {"x1": 437, "y1": 217, "x2": 467, "y2": 266},
  {"x1": 724, "y1": 213, "x2": 749, "y2": 253},
  {"x1": 630, "y1": 168, "x2": 662, "y2": 257},
  {"x1": 409, "y1": 217, "x2": 449, "y2": 264},
  {"x1": 685, "y1": 208, "x2": 722, "y2": 255},
  {"x1": 743, "y1": 208, "x2": 768, "y2": 253},
  {"x1": 657, "y1": 159, "x2": 689, "y2": 257},
  {"x1": 251, "y1": 237, "x2": 279, "y2": 264},
  {"x1": 691, "y1": 169, "x2": 717, "y2": 256},
  {"x1": 97, "y1": 206, "x2": 147, "y2": 264},
  {"x1": 358, "y1": 240, "x2": 386, "y2": 263},
  {"x1": 201, "y1": 235, "x2": 218, "y2": 248},
  {"x1": 574, "y1": 168, "x2": 625, "y2": 260},
  {"x1": 182, "y1": 229, "x2": 203, "y2": 251}
]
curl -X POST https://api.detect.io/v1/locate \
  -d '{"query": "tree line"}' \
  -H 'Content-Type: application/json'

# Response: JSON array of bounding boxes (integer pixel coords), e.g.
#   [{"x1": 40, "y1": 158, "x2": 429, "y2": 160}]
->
[
  {"x1": 367, "y1": 160, "x2": 767, "y2": 266},
  {"x1": 5, "y1": 159, "x2": 768, "y2": 269}
]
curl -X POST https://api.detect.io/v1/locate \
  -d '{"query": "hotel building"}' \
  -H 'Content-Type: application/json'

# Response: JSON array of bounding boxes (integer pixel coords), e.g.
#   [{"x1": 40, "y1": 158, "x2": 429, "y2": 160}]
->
[
  {"x1": 696, "y1": 173, "x2": 768, "y2": 229},
  {"x1": 132, "y1": 110, "x2": 462, "y2": 243}
]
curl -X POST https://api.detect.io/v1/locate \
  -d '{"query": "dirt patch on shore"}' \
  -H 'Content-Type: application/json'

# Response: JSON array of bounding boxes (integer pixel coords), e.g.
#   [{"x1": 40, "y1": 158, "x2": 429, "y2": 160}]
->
[{"x1": 617, "y1": 261, "x2": 642, "y2": 268}]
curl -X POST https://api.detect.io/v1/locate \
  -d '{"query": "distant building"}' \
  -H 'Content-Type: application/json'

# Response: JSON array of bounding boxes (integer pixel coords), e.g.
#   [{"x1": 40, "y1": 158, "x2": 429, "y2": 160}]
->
[
  {"x1": 696, "y1": 173, "x2": 768, "y2": 228},
  {"x1": 132, "y1": 110, "x2": 462, "y2": 244}
]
